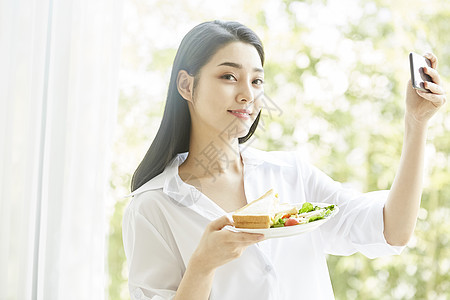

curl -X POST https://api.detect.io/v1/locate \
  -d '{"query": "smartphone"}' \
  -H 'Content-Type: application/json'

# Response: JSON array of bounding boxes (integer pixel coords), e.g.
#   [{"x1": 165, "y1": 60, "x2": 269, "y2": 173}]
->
[{"x1": 409, "y1": 52, "x2": 432, "y2": 93}]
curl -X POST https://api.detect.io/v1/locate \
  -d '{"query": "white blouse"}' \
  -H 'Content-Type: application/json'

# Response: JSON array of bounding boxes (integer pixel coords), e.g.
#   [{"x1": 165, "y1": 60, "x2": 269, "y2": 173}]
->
[{"x1": 122, "y1": 146, "x2": 404, "y2": 300}]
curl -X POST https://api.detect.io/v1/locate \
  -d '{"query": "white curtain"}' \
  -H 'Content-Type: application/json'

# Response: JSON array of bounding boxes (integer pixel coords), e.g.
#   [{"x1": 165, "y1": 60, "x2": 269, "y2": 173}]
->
[{"x1": 0, "y1": 0, "x2": 122, "y2": 299}]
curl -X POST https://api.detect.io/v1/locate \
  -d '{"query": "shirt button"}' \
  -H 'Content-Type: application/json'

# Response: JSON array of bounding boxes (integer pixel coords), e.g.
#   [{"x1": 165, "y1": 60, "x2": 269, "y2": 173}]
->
[
  {"x1": 133, "y1": 288, "x2": 143, "y2": 299},
  {"x1": 265, "y1": 264, "x2": 273, "y2": 272}
]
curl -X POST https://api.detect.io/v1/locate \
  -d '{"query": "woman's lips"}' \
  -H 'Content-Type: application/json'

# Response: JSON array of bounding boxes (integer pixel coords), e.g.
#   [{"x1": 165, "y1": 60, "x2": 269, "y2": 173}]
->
[{"x1": 228, "y1": 109, "x2": 251, "y2": 120}]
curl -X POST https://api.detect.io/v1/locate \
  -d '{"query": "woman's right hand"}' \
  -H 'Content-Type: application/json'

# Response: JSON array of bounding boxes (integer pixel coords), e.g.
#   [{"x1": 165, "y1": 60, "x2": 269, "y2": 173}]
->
[{"x1": 189, "y1": 215, "x2": 265, "y2": 274}]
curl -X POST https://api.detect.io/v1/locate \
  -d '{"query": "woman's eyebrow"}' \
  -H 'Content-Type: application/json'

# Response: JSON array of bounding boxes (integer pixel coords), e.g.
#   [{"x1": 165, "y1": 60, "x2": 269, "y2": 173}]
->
[{"x1": 217, "y1": 61, "x2": 264, "y2": 73}]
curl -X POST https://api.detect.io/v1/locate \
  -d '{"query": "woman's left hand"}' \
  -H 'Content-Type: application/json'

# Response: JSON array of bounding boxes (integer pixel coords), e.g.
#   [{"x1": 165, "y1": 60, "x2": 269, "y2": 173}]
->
[{"x1": 405, "y1": 52, "x2": 446, "y2": 125}]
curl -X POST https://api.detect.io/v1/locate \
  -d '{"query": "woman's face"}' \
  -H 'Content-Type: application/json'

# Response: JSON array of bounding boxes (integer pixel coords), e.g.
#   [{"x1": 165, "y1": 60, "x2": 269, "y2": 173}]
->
[{"x1": 188, "y1": 41, "x2": 264, "y2": 140}]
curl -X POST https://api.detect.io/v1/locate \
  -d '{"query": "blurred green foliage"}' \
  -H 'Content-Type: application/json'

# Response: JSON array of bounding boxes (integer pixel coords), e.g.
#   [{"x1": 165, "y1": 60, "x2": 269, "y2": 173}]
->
[{"x1": 108, "y1": 0, "x2": 450, "y2": 299}]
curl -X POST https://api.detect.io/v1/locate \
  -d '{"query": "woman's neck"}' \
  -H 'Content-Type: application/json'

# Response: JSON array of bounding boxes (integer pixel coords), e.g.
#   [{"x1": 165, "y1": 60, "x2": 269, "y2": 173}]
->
[{"x1": 179, "y1": 131, "x2": 243, "y2": 180}]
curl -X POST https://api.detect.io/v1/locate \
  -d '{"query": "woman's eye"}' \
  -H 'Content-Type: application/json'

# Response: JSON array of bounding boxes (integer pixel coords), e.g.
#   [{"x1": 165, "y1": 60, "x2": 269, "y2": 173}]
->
[
  {"x1": 253, "y1": 78, "x2": 264, "y2": 85},
  {"x1": 221, "y1": 74, "x2": 237, "y2": 81}
]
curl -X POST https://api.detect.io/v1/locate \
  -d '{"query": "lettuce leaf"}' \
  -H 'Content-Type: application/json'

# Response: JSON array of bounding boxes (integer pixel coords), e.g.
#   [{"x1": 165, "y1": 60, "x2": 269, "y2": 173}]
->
[
  {"x1": 272, "y1": 215, "x2": 285, "y2": 227},
  {"x1": 308, "y1": 205, "x2": 335, "y2": 222},
  {"x1": 299, "y1": 202, "x2": 314, "y2": 214}
]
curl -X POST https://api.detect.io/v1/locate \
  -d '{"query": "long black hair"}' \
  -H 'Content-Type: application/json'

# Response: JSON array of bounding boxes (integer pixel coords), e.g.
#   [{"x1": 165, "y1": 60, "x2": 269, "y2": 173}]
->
[{"x1": 131, "y1": 20, "x2": 265, "y2": 192}]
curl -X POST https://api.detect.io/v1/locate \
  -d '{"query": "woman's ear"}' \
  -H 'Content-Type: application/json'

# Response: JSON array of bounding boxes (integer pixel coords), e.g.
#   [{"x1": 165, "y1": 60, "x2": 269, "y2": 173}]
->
[{"x1": 177, "y1": 70, "x2": 195, "y2": 103}]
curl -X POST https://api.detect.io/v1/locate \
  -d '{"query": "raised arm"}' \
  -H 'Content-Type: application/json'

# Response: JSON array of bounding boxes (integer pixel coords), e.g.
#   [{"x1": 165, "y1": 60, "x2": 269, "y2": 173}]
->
[{"x1": 383, "y1": 53, "x2": 446, "y2": 246}]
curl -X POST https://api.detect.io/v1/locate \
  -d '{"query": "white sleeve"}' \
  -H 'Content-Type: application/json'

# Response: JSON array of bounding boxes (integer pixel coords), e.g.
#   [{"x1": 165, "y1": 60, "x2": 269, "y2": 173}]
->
[
  {"x1": 122, "y1": 203, "x2": 181, "y2": 300},
  {"x1": 298, "y1": 158, "x2": 405, "y2": 258}
]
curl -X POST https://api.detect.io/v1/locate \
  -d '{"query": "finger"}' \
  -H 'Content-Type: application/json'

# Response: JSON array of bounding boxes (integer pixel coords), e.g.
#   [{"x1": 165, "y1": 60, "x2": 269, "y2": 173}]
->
[
  {"x1": 237, "y1": 232, "x2": 265, "y2": 242},
  {"x1": 208, "y1": 215, "x2": 234, "y2": 231},
  {"x1": 416, "y1": 90, "x2": 447, "y2": 107},
  {"x1": 424, "y1": 52, "x2": 438, "y2": 69},
  {"x1": 224, "y1": 231, "x2": 265, "y2": 244},
  {"x1": 423, "y1": 81, "x2": 445, "y2": 95},
  {"x1": 423, "y1": 66, "x2": 442, "y2": 86}
]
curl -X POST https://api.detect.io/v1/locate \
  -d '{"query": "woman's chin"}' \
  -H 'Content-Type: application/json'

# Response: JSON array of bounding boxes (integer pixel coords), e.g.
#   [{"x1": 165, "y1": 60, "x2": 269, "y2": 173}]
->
[
  {"x1": 233, "y1": 128, "x2": 254, "y2": 140},
  {"x1": 213, "y1": 118, "x2": 256, "y2": 141}
]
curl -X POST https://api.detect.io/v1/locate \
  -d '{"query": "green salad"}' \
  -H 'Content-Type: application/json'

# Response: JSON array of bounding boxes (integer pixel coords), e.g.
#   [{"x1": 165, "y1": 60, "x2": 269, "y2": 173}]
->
[{"x1": 271, "y1": 202, "x2": 336, "y2": 228}]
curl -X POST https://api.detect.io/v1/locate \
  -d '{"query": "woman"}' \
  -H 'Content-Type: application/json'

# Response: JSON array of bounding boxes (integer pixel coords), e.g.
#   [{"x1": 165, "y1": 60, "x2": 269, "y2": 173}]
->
[{"x1": 123, "y1": 20, "x2": 446, "y2": 299}]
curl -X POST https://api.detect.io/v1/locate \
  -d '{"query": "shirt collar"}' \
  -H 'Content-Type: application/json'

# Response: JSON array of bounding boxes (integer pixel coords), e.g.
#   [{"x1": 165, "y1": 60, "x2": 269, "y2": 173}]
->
[
  {"x1": 126, "y1": 152, "x2": 187, "y2": 198},
  {"x1": 239, "y1": 145, "x2": 291, "y2": 167},
  {"x1": 127, "y1": 146, "x2": 290, "y2": 198}
]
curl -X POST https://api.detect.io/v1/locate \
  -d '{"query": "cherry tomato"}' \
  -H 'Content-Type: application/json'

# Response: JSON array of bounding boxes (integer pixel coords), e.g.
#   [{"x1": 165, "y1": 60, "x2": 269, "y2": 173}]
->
[
  {"x1": 282, "y1": 214, "x2": 291, "y2": 219},
  {"x1": 284, "y1": 218, "x2": 300, "y2": 226}
]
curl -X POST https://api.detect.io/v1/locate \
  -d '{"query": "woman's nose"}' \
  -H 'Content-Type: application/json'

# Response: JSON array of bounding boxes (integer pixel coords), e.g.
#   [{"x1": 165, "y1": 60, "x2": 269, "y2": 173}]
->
[{"x1": 237, "y1": 81, "x2": 255, "y2": 103}]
